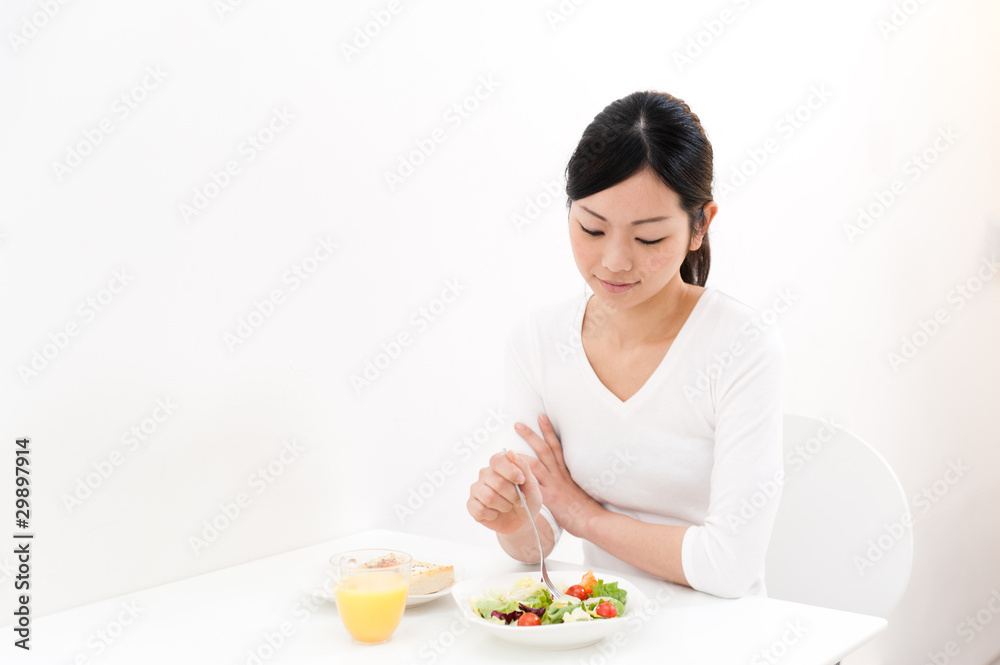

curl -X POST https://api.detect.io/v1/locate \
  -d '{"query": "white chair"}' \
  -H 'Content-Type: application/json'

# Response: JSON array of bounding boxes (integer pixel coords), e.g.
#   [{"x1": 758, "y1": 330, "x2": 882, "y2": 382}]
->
[{"x1": 764, "y1": 414, "x2": 913, "y2": 618}]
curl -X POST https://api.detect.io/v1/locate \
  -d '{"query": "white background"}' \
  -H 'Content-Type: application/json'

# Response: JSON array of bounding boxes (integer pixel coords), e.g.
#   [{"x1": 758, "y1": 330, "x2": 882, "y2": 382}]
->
[{"x1": 1, "y1": 0, "x2": 998, "y2": 663}]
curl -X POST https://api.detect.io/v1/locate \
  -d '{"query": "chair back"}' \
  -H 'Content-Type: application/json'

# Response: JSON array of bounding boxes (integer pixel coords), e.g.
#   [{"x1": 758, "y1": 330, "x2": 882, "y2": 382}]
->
[{"x1": 764, "y1": 414, "x2": 913, "y2": 616}]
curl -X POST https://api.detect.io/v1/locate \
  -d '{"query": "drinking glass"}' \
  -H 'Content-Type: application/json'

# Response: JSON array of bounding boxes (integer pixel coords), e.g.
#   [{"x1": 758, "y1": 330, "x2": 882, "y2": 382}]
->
[{"x1": 330, "y1": 549, "x2": 411, "y2": 645}]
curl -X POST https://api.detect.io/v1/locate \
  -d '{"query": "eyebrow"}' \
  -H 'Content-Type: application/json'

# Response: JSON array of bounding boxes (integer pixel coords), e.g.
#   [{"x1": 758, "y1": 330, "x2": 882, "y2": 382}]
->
[{"x1": 579, "y1": 205, "x2": 671, "y2": 225}]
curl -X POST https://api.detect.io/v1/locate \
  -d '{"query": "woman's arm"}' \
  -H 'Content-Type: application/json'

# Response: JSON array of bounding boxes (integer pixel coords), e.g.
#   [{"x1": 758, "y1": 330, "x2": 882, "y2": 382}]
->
[
  {"x1": 519, "y1": 416, "x2": 689, "y2": 585},
  {"x1": 521, "y1": 324, "x2": 786, "y2": 598},
  {"x1": 497, "y1": 508, "x2": 555, "y2": 563},
  {"x1": 677, "y1": 324, "x2": 786, "y2": 597},
  {"x1": 468, "y1": 449, "x2": 552, "y2": 559},
  {"x1": 468, "y1": 317, "x2": 565, "y2": 562},
  {"x1": 576, "y1": 509, "x2": 690, "y2": 586}
]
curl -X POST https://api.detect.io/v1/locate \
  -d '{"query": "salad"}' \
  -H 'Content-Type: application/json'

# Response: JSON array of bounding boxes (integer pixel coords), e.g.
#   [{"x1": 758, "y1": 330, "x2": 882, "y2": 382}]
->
[{"x1": 469, "y1": 570, "x2": 627, "y2": 626}]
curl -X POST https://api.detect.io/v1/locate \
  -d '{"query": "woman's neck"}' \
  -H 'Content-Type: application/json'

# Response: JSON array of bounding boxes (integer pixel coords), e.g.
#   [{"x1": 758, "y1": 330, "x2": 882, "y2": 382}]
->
[{"x1": 587, "y1": 277, "x2": 703, "y2": 349}]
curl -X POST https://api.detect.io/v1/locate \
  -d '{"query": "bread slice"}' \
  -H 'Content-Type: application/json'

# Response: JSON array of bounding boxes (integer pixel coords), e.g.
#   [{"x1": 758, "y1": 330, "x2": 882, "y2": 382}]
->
[
  {"x1": 408, "y1": 560, "x2": 455, "y2": 595},
  {"x1": 360, "y1": 555, "x2": 454, "y2": 595},
  {"x1": 362, "y1": 553, "x2": 407, "y2": 569}
]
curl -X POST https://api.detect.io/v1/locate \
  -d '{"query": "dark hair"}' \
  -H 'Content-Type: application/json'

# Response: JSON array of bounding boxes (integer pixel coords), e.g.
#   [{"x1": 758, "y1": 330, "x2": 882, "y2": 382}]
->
[{"x1": 564, "y1": 91, "x2": 714, "y2": 286}]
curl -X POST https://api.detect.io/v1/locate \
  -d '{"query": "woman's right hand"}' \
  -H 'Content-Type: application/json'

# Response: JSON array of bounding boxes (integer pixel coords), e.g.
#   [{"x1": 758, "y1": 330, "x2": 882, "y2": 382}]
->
[{"x1": 467, "y1": 450, "x2": 542, "y2": 535}]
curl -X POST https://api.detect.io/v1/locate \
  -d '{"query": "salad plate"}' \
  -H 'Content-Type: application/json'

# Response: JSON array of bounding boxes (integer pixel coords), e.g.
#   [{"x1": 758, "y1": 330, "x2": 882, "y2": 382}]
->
[{"x1": 451, "y1": 570, "x2": 650, "y2": 650}]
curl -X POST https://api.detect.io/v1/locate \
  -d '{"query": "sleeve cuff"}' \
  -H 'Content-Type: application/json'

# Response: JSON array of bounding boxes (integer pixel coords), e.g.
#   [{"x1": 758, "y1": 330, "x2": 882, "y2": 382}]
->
[
  {"x1": 537, "y1": 504, "x2": 564, "y2": 547},
  {"x1": 680, "y1": 525, "x2": 700, "y2": 592}
]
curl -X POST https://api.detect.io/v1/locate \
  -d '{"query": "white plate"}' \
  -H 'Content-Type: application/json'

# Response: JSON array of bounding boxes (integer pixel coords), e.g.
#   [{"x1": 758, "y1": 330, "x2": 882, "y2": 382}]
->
[
  {"x1": 406, "y1": 586, "x2": 453, "y2": 607},
  {"x1": 407, "y1": 561, "x2": 463, "y2": 606},
  {"x1": 451, "y1": 570, "x2": 649, "y2": 650}
]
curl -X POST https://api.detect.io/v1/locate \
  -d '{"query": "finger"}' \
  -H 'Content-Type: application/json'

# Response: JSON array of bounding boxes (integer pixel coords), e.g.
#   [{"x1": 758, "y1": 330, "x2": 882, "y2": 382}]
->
[
  {"x1": 506, "y1": 449, "x2": 546, "y2": 488},
  {"x1": 515, "y1": 423, "x2": 550, "y2": 465},
  {"x1": 471, "y1": 480, "x2": 516, "y2": 513},
  {"x1": 523, "y1": 455, "x2": 549, "y2": 486},
  {"x1": 538, "y1": 414, "x2": 567, "y2": 469},
  {"x1": 512, "y1": 454, "x2": 544, "y2": 515},
  {"x1": 490, "y1": 450, "x2": 525, "y2": 485},
  {"x1": 520, "y1": 418, "x2": 560, "y2": 472},
  {"x1": 467, "y1": 495, "x2": 500, "y2": 523},
  {"x1": 508, "y1": 451, "x2": 543, "y2": 489},
  {"x1": 481, "y1": 470, "x2": 520, "y2": 508}
]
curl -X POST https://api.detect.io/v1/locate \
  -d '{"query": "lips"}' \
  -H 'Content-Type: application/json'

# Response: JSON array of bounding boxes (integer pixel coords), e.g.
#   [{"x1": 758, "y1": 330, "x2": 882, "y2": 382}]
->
[{"x1": 597, "y1": 278, "x2": 637, "y2": 293}]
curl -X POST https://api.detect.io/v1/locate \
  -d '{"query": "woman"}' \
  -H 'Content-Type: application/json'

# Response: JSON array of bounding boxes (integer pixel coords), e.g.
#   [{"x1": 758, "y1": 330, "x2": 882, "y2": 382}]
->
[{"x1": 466, "y1": 90, "x2": 786, "y2": 599}]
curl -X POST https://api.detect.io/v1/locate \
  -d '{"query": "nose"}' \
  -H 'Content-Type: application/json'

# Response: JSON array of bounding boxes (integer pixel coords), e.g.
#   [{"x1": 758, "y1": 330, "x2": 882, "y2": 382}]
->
[{"x1": 601, "y1": 239, "x2": 632, "y2": 274}]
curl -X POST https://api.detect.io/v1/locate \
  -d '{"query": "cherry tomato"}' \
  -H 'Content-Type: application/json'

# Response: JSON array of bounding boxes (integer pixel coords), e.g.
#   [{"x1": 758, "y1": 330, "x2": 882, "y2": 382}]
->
[
  {"x1": 517, "y1": 612, "x2": 541, "y2": 626},
  {"x1": 595, "y1": 601, "x2": 618, "y2": 618},
  {"x1": 565, "y1": 585, "x2": 590, "y2": 601}
]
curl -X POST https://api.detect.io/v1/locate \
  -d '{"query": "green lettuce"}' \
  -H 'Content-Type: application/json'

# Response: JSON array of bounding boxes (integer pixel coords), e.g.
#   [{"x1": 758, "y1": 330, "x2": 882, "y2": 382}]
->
[
  {"x1": 521, "y1": 588, "x2": 553, "y2": 610},
  {"x1": 474, "y1": 598, "x2": 520, "y2": 622},
  {"x1": 590, "y1": 580, "x2": 628, "y2": 605},
  {"x1": 540, "y1": 601, "x2": 579, "y2": 625},
  {"x1": 582, "y1": 596, "x2": 625, "y2": 618}
]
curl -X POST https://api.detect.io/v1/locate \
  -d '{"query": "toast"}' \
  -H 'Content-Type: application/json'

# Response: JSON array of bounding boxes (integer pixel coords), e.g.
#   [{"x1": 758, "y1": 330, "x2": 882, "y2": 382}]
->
[
  {"x1": 409, "y1": 560, "x2": 455, "y2": 595},
  {"x1": 362, "y1": 553, "x2": 407, "y2": 569},
  {"x1": 361, "y1": 555, "x2": 455, "y2": 595}
]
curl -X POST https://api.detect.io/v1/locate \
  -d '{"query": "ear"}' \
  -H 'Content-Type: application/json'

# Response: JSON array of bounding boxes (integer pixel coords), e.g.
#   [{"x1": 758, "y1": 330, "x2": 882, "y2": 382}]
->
[{"x1": 688, "y1": 201, "x2": 718, "y2": 251}]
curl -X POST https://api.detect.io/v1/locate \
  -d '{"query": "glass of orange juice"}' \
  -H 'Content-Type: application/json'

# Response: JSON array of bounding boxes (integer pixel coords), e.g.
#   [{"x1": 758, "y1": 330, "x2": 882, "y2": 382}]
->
[{"x1": 330, "y1": 549, "x2": 411, "y2": 645}]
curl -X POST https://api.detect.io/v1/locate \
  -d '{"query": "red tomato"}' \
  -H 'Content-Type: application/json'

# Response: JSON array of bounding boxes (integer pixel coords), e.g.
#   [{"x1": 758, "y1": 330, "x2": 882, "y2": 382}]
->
[
  {"x1": 595, "y1": 601, "x2": 618, "y2": 618},
  {"x1": 517, "y1": 612, "x2": 541, "y2": 626},
  {"x1": 565, "y1": 585, "x2": 590, "y2": 601}
]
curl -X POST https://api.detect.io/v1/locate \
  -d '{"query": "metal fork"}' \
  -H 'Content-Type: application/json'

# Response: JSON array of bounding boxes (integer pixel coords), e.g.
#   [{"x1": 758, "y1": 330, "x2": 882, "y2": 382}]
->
[{"x1": 502, "y1": 448, "x2": 563, "y2": 599}]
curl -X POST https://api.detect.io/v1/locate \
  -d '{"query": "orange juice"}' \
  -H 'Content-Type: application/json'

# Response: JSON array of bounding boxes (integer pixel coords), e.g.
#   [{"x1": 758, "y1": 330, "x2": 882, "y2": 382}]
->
[{"x1": 334, "y1": 572, "x2": 408, "y2": 643}]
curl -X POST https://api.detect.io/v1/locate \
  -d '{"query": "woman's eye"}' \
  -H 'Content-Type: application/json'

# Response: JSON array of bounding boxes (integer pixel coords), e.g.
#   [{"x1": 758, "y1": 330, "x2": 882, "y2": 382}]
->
[{"x1": 578, "y1": 222, "x2": 664, "y2": 245}]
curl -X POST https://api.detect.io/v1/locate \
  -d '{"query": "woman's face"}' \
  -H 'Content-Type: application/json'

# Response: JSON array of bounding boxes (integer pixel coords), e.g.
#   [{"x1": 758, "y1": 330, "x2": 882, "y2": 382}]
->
[{"x1": 568, "y1": 168, "x2": 706, "y2": 308}]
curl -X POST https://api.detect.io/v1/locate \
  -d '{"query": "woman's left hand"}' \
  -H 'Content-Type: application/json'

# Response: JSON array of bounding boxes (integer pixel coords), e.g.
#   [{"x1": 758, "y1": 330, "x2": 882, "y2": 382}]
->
[{"x1": 515, "y1": 413, "x2": 602, "y2": 537}]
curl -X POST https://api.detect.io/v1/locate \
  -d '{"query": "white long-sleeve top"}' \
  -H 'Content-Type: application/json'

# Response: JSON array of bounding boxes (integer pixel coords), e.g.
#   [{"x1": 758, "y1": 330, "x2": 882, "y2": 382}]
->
[{"x1": 502, "y1": 285, "x2": 786, "y2": 599}]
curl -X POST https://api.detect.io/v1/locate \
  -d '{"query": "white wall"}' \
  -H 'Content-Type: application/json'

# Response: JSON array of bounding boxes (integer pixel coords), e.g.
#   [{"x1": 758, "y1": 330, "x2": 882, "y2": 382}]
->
[{"x1": 1, "y1": 0, "x2": 997, "y2": 663}]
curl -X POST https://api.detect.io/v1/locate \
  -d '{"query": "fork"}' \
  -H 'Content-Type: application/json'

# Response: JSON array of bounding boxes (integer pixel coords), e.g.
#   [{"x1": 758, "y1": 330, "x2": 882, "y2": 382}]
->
[{"x1": 502, "y1": 448, "x2": 563, "y2": 599}]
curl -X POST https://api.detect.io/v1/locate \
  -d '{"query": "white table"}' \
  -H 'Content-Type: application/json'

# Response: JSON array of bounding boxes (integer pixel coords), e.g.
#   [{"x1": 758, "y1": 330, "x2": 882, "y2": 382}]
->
[{"x1": 1, "y1": 529, "x2": 886, "y2": 664}]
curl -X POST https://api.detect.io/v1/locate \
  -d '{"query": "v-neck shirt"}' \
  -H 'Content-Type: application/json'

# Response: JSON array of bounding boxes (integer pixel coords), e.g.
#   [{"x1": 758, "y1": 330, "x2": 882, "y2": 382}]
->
[
  {"x1": 574, "y1": 286, "x2": 710, "y2": 408},
  {"x1": 501, "y1": 285, "x2": 786, "y2": 598}
]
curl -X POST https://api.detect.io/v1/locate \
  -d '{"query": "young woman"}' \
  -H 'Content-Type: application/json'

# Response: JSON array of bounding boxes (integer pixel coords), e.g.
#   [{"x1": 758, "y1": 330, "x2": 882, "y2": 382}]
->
[{"x1": 466, "y1": 91, "x2": 786, "y2": 599}]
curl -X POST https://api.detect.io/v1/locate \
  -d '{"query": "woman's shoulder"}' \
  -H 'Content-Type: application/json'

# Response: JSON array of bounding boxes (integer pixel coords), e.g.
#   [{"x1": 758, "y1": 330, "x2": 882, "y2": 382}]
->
[
  {"x1": 525, "y1": 292, "x2": 583, "y2": 325},
  {"x1": 505, "y1": 292, "x2": 584, "y2": 350},
  {"x1": 695, "y1": 285, "x2": 788, "y2": 356}
]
